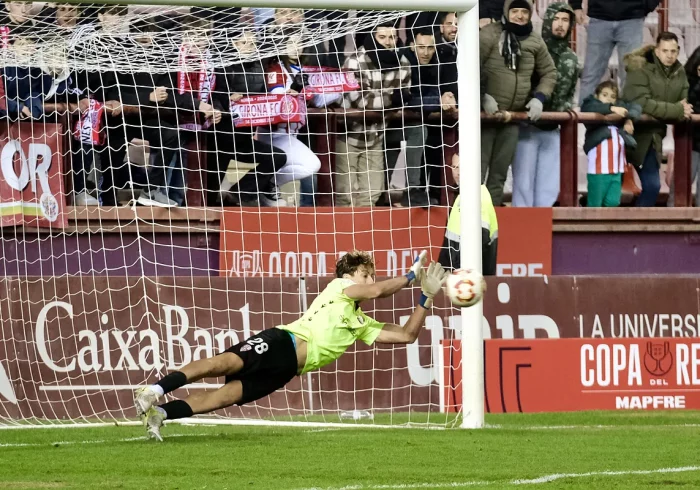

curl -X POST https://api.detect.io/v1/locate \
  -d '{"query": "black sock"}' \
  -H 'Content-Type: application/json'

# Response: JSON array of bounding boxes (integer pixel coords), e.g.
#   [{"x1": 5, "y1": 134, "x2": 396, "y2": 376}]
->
[
  {"x1": 160, "y1": 400, "x2": 194, "y2": 420},
  {"x1": 156, "y1": 371, "x2": 188, "y2": 395}
]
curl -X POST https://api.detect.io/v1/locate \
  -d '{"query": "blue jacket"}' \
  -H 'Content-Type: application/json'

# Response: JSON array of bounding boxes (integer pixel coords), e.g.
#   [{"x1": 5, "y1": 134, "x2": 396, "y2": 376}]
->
[{"x1": 3, "y1": 67, "x2": 84, "y2": 119}]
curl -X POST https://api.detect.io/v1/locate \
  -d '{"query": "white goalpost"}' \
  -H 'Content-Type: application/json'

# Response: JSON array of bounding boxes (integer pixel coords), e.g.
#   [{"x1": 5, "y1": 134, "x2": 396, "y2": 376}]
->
[{"x1": 0, "y1": 0, "x2": 482, "y2": 429}]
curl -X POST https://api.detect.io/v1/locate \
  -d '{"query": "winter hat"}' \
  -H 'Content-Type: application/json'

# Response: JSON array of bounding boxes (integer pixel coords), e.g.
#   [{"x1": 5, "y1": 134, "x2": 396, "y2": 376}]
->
[{"x1": 508, "y1": 0, "x2": 532, "y2": 11}]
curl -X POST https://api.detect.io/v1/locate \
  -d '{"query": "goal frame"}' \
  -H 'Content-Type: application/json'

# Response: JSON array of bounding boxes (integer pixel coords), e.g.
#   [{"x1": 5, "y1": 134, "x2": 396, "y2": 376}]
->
[{"x1": 60, "y1": 0, "x2": 485, "y2": 429}]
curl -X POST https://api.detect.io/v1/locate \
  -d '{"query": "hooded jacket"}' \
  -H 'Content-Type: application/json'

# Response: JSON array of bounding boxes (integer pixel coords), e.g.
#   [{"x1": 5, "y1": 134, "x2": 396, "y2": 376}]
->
[
  {"x1": 622, "y1": 45, "x2": 689, "y2": 167},
  {"x1": 539, "y1": 2, "x2": 578, "y2": 112},
  {"x1": 479, "y1": 0, "x2": 557, "y2": 111}
]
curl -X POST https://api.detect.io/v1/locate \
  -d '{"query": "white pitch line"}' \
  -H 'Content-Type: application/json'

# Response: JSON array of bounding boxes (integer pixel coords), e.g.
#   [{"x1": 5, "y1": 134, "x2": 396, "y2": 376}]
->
[
  {"x1": 0, "y1": 432, "x2": 212, "y2": 448},
  {"x1": 512, "y1": 465, "x2": 700, "y2": 484},
  {"x1": 295, "y1": 465, "x2": 700, "y2": 490}
]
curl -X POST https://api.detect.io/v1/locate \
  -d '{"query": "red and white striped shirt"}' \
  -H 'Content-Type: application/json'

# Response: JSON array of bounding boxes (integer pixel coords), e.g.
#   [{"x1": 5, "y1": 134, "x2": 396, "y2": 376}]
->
[{"x1": 587, "y1": 126, "x2": 627, "y2": 175}]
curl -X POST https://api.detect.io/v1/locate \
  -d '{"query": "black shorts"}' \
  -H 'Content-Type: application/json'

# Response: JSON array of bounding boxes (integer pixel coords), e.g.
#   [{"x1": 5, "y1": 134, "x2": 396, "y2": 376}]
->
[{"x1": 222, "y1": 328, "x2": 298, "y2": 405}]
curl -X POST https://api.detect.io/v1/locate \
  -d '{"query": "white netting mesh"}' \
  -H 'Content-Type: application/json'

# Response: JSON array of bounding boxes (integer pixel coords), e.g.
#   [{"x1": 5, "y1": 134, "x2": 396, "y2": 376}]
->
[{"x1": 0, "y1": 2, "x2": 463, "y2": 428}]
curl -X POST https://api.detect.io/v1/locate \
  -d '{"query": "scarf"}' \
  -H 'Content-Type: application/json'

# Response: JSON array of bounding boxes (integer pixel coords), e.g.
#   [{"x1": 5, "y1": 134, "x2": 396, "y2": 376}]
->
[
  {"x1": 177, "y1": 44, "x2": 216, "y2": 103},
  {"x1": 363, "y1": 33, "x2": 401, "y2": 71},
  {"x1": 177, "y1": 44, "x2": 216, "y2": 129},
  {"x1": 499, "y1": 19, "x2": 533, "y2": 71}
]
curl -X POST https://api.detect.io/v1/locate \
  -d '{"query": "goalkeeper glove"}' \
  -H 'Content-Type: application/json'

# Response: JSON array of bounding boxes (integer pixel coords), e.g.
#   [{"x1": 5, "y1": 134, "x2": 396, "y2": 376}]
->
[
  {"x1": 419, "y1": 261, "x2": 448, "y2": 309},
  {"x1": 405, "y1": 250, "x2": 427, "y2": 285}
]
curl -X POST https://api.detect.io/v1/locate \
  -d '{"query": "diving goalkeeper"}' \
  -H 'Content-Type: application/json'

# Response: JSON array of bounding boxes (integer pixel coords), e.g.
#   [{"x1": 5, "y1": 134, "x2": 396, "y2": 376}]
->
[{"x1": 134, "y1": 250, "x2": 447, "y2": 440}]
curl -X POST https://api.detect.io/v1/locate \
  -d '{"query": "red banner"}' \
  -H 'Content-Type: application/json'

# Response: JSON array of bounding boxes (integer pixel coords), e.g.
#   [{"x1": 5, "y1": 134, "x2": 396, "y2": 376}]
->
[
  {"x1": 221, "y1": 207, "x2": 552, "y2": 278},
  {"x1": 232, "y1": 94, "x2": 306, "y2": 128},
  {"x1": 442, "y1": 338, "x2": 700, "y2": 413},
  {"x1": 221, "y1": 207, "x2": 448, "y2": 277},
  {"x1": 0, "y1": 123, "x2": 66, "y2": 228},
  {"x1": 495, "y1": 208, "x2": 552, "y2": 276},
  {"x1": 302, "y1": 66, "x2": 359, "y2": 94}
]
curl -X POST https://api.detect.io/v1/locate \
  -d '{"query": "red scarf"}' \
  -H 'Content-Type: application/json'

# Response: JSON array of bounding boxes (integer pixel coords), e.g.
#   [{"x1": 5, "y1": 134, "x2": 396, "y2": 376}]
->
[{"x1": 177, "y1": 44, "x2": 215, "y2": 129}]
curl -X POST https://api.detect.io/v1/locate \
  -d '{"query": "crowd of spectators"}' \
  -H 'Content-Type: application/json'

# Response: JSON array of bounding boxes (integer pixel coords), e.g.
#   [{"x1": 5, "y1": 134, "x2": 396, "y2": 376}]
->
[{"x1": 0, "y1": 0, "x2": 698, "y2": 209}]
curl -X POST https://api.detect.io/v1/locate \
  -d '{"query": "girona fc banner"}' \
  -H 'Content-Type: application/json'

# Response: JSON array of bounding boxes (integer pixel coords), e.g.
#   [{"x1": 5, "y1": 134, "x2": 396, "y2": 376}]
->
[
  {"x1": 220, "y1": 207, "x2": 552, "y2": 278},
  {"x1": 441, "y1": 338, "x2": 700, "y2": 413},
  {"x1": 0, "y1": 123, "x2": 66, "y2": 228},
  {"x1": 302, "y1": 66, "x2": 360, "y2": 94},
  {"x1": 231, "y1": 94, "x2": 306, "y2": 128}
]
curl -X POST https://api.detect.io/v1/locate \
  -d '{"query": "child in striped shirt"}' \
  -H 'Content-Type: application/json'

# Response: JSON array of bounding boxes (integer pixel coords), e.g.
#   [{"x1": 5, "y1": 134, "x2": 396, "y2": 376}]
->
[{"x1": 581, "y1": 81, "x2": 642, "y2": 207}]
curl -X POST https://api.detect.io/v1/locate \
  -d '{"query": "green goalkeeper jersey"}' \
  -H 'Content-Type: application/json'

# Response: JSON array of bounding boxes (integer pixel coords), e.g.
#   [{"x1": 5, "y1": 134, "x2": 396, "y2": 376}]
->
[{"x1": 280, "y1": 278, "x2": 385, "y2": 374}]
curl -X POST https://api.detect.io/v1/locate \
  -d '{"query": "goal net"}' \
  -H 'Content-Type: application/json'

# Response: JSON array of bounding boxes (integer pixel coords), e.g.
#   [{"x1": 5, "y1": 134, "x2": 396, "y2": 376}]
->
[{"x1": 0, "y1": 2, "x2": 469, "y2": 428}]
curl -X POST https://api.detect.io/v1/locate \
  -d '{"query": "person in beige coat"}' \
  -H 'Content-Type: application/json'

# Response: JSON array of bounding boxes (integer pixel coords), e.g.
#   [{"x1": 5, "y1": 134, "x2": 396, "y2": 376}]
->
[{"x1": 480, "y1": 0, "x2": 556, "y2": 205}]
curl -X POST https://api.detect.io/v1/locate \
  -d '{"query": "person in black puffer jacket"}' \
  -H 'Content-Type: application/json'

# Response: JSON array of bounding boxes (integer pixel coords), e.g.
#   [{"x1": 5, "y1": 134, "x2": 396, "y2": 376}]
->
[{"x1": 573, "y1": 0, "x2": 661, "y2": 104}]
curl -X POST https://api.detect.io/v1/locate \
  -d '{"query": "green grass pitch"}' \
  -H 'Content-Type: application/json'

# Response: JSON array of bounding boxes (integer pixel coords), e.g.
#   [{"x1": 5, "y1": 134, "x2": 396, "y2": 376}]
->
[{"x1": 1, "y1": 411, "x2": 699, "y2": 490}]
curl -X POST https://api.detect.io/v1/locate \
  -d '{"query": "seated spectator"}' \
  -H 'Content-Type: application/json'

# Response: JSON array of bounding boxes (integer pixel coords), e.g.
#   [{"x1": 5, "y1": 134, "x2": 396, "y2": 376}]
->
[
  {"x1": 438, "y1": 153, "x2": 498, "y2": 276},
  {"x1": 212, "y1": 30, "x2": 287, "y2": 206},
  {"x1": 668, "y1": 46, "x2": 700, "y2": 207},
  {"x1": 581, "y1": 81, "x2": 641, "y2": 207},
  {"x1": 264, "y1": 8, "x2": 332, "y2": 207},
  {"x1": 512, "y1": 2, "x2": 578, "y2": 208},
  {"x1": 400, "y1": 28, "x2": 455, "y2": 207},
  {"x1": 117, "y1": 18, "x2": 185, "y2": 207},
  {"x1": 0, "y1": 1, "x2": 35, "y2": 43},
  {"x1": 480, "y1": 0, "x2": 556, "y2": 206},
  {"x1": 76, "y1": 4, "x2": 134, "y2": 206},
  {"x1": 573, "y1": 0, "x2": 661, "y2": 103},
  {"x1": 337, "y1": 23, "x2": 411, "y2": 207},
  {"x1": 623, "y1": 32, "x2": 691, "y2": 207},
  {"x1": 257, "y1": 34, "x2": 335, "y2": 206},
  {"x1": 3, "y1": 37, "x2": 99, "y2": 205}
]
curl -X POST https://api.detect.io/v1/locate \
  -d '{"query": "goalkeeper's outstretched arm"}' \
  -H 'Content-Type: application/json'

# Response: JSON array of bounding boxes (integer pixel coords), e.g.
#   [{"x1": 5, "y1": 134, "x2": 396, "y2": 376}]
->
[
  {"x1": 343, "y1": 251, "x2": 428, "y2": 301},
  {"x1": 375, "y1": 262, "x2": 449, "y2": 344}
]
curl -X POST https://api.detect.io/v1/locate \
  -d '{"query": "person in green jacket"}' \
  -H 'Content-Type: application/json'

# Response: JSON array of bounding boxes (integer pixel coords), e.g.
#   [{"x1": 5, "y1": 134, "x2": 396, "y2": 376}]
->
[
  {"x1": 622, "y1": 31, "x2": 692, "y2": 207},
  {"x1": 479, "y1": 0, "x2": 557, "y2": 206}
]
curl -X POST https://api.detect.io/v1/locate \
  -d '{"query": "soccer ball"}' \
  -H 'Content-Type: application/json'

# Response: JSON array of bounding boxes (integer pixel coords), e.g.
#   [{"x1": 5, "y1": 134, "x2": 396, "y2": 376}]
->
[{"x1": 444, "y1": 269, "x2": 486, "y2": 307}]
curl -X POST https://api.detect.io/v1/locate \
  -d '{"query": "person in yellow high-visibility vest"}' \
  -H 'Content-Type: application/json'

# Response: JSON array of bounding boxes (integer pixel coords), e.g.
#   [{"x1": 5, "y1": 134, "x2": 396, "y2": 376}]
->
[{"x1": 438, "y1": 154, "x2": 498, "y2": 275}]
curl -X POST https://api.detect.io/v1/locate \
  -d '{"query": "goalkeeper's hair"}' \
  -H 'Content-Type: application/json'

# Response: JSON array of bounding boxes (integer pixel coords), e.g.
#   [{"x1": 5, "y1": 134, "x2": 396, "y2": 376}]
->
[{"x1": 336, "y1": 251, "x2": 376, "y2": 278}]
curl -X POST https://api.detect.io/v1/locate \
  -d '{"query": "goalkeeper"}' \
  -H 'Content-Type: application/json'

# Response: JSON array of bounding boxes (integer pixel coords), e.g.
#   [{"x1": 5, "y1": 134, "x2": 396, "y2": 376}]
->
[{"x1": 134, "y1": 251, "x2": 447, "y2": 441}]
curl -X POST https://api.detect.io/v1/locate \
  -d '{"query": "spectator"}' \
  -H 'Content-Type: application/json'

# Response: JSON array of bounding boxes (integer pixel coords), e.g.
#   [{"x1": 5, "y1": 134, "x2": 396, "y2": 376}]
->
[
  {"x1": 78, "y1": 4, "x2": 133, "y2": 206},
  {"x1": 480, "y1": 0, "x2": 556, "y2": 206},
  {"x1": 512, "y1": 3, "x2": 578, "y2": 207},
  {"x1": 37, "y1": 40, "x2": 98, "y2": 205},
  {"x1": 623, "y1": 32, "x2": 691, "y2": 207},
  {"x1": 0, "y1": 1, "x2": 35, "y2": 42},
  {"x1": 400, "y1": 28, "x2": 455, "y2": 207},
  {"x1": 336, "y1": 23, "x2": 411, "y2": 207},
  {"x1": 581, "y1": 81, "x2": 641, "y2": 207},
  {"x1": 115, "y1": 18, "x2": 184, "y2": 207},
  {"x1": 438, "y1": 153, "x2": 498, "y2": 276},
  {"x1": 258, "y1": 33, "x2": 332, "y2": 206},
  {"x1": 574, "y1": 0, "x2": 661, "y2": 103},
  {"x1": 36, "y1": 3, "x2": 90, "y2": 29},
  {"x1": 213, "y1": 30, "x2": 287, "y2": 207},
  {"x1": 668, "y1": 47, "x2": 700, "y2": 207},
  {"x1": 265, "y1": 8, "x2": 331, "y2": 207},
  {"x1": 436, "y1": 12, "x2": 458, "y2": 100}
]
